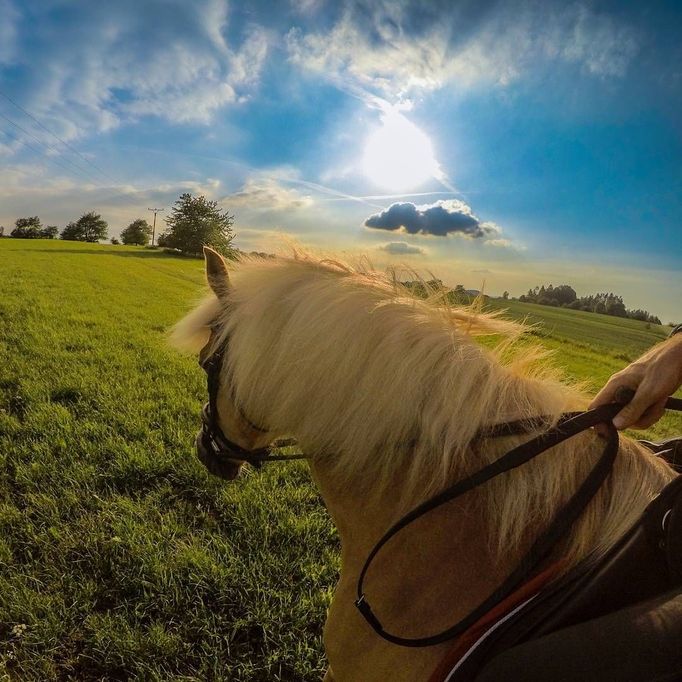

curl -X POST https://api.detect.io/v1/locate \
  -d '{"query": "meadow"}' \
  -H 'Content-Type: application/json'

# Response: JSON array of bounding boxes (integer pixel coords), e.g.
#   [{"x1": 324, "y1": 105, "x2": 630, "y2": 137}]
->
[{"x1": 1, "y1": 239, "x2": 680, "y2": 681}]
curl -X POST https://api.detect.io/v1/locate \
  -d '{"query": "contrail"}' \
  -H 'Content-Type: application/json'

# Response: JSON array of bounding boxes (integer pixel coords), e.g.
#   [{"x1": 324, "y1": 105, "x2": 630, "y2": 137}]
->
[{"x1": 115, "y1": 144, "x2": 386, "y2": 208}]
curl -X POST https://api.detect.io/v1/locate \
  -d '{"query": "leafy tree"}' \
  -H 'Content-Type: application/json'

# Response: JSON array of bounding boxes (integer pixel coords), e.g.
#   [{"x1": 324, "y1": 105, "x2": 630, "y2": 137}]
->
[
  {"x1": 160, "y1": 193, "x2": 235, "y2": 257},
  {"x1": 61, "y1": 212, "x2": 108, "y2": 242},
  {"x1": 156, "y1": 232, "x2": 170, "y2": 248},
  {"x1": 11, "y1": 216, "x2": 43, "y2": 238},
  {"x1": 41, "y1": 225, "x2": 59, "y2": 239},
  {"x1": 111, "y1": 237, "x2": 120, "y2": 245},
  {"x1": 61, "y1": 222, "x2": 80, "y2": 241},
  {"x1": 552, "y1": 285, "x2": 577, "y2": 305},
  {"x1": 120, "y1": 219, "x2": 152, "y2": 246}
]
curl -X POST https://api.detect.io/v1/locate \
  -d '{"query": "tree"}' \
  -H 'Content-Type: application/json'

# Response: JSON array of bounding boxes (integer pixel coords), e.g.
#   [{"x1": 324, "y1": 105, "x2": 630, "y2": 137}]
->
[
  {"x1": 61, "y1": 212, "x2": 108, "y2": 242},
  {"x1": 120, "y1": 218, "x2": 152, "y2": 246},
  {"x1": 160, "y1": 193, "x2": 235, "y2": 257},
  {"x1": 111, "y1": 237, "x2": 120, "y2": 245},
  {"x1": 11, "y1": 216, "x2": 43, "y2": 238},
  {"x1": 41, "y1": 225, "x2": 59, "y2": 239},
  {"x1": 553, "y1": 285, "x2": 577, "y2": 305}
]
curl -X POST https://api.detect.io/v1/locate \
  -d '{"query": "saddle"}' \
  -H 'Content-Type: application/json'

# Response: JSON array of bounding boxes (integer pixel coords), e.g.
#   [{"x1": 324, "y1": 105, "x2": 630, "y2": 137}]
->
[{"x1": 450, "y1": 438, "x2": 682, "y2": 681}]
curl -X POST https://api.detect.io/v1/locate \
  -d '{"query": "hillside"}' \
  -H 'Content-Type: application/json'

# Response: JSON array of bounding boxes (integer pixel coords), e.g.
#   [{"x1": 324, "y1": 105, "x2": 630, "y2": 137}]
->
[
  {"x1": 486, "y1": 297, "x2": 671, "y2": 360},
  {"x1": 1, "y1": 239, "x2": 680, "y2": 680}
]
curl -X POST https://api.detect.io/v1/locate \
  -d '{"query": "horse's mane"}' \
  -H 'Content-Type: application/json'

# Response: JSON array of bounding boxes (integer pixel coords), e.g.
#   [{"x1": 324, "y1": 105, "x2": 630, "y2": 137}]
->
[{"x1": 173, "y1": 251, "x2": 675, "y2": 569}]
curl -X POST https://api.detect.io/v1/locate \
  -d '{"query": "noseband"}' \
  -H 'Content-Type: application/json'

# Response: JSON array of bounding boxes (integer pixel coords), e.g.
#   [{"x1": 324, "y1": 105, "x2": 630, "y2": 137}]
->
[{"x1": 198, "y1": 335, "x2": 305, "y2": 472}]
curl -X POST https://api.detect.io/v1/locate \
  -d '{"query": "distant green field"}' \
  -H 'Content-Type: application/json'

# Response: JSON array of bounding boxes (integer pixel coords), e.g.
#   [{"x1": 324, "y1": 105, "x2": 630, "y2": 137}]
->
[
  {"x1": 486, "y1": 297, "x2": 671, "y2": 361},
  {"x1": 1, "y1": 239, "x2": 680, "y2": 680}
]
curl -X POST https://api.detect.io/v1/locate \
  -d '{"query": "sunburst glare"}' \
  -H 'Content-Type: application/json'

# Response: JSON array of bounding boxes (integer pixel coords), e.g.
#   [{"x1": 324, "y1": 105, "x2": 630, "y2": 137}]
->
[{"x1": 362, "y1": 110, "x2": 442, "y2": 192}]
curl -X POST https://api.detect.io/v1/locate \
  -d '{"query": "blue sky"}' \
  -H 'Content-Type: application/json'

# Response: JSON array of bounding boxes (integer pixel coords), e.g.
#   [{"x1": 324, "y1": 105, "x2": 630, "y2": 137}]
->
[{"x1": 1, "y1": 0, "x2": 680, "y2": 321}]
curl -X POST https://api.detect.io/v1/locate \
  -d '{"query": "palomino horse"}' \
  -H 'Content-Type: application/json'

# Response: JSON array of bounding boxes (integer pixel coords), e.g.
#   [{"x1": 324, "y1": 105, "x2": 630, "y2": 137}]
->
[{"x1": 173, "y1": 247, "x2": 678, "y2": 681}]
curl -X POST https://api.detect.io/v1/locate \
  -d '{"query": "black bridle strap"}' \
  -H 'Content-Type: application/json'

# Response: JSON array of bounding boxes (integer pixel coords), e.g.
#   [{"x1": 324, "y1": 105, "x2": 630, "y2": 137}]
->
[
  {"x1": 201, "y1": 346, "x2": 305, "y2": 467},
  {"x1": 354, "y1": 397, "x2": 681, "y2": 647}
]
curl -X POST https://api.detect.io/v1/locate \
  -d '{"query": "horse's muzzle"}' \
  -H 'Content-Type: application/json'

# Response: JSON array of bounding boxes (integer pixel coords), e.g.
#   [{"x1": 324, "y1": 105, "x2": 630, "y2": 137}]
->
[{"x1": 195, "y1": 430, "x2": 242, "y2": 480}]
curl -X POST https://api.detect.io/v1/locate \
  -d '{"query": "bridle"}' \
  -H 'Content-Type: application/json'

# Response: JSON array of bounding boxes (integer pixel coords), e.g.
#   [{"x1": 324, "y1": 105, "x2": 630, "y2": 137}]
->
[
  {"x1": 197, "y1": 331, "x2": 305, "y2": 474},
  {"x1": 196, "y1": 331, "x2": 682, "y2": 647}
]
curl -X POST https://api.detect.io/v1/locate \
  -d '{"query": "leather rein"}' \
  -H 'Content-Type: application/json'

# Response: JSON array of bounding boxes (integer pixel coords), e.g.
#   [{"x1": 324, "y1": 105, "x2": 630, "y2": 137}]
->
[{"x1": 197, "y1": 334, "x2": 682, "y2": 648}]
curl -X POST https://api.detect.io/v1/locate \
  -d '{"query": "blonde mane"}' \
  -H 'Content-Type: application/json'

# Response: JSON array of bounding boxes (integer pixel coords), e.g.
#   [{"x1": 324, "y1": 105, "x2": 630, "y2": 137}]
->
[{"x1": 174, "y1": 252, "x2": 675, "y2": 570}]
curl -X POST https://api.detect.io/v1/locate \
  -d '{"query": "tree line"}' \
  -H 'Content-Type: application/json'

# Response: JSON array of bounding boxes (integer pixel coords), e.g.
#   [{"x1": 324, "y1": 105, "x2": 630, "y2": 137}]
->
[
  {"x1": 518, "y1": 284, "x2": 661, "y2": 324},
  {"x1": 6, "y1": 212, "x2": 145, "y2": 244},
  {"x1": 1, "y1": 193, "x2": 236, "y2": 257}
]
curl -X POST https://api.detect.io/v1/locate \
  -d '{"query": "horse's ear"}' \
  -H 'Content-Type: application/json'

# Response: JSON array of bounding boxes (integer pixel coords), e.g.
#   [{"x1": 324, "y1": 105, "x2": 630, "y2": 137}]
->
[{"x1": 204, "y1": 246, "x2": 230, "y2": 298}]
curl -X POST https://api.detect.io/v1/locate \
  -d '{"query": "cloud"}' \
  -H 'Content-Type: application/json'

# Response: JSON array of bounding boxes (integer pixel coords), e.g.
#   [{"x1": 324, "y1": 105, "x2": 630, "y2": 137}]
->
[
  {"x1": 0, "y1": 162, "x2": 224, "y2": 234},
  {"x1": 378, "y1": 241, "x2": 425, "y2": 255},
  {"x1": 0, "y1": 0, "x2": 19, "y2": 64},
  {"x1": 286, "y1": 1, "x2": 640, "y2": 102},
  {"x1": 365, "y1": 200, "x2": 500, "y2": 239},
  {"x1": 1, "y1": 0, "x2": 270, "y2": 142},
  {"x1": 290, "y1": 0, "x2": 326, "y2": 15},
  {"x1": 224, "y1": 175, "x2": 313, "y2": 211}
]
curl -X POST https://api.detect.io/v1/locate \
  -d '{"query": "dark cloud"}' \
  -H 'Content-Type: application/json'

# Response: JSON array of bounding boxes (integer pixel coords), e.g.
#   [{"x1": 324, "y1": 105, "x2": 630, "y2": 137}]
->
[
  {"x1": 364, "y1": 200, "x2": 498, "y2": 238},
  {"x1": 379, "y1": 241, "x2": 425, "y2": 255}
]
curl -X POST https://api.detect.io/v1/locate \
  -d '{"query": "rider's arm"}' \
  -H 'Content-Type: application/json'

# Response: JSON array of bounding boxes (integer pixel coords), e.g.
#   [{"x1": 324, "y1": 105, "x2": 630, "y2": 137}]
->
[{"x1": 589, "y1": 325, "x2": 682, "y2": 430}]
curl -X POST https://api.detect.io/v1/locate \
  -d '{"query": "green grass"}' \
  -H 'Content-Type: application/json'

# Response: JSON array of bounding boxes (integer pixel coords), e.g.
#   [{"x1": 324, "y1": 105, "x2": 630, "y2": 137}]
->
[
  {"x1": 0, "y1": 241, "x2": 336, "y2": 681},
  {"x1": 0, "y1": 239, "x2": 680, "y2": 680}
]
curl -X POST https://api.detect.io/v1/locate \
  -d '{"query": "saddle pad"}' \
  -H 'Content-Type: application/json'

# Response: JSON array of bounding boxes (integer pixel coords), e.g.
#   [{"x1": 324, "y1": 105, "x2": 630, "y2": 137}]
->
[
  {"x1": 428, "y1": 562, "x2": 563, "y2": 682},
  {"x1": 473, "y1": 587, "x2": 682, "y2": 682}
]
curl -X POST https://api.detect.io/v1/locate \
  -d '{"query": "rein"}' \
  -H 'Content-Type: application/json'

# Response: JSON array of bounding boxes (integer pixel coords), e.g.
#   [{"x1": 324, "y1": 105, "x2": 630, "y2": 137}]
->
[
  {"x1": 197, "y1": 335, "x2": 682, "y2": 647},
  {"x1": 354, "y1": 396, "x2": 681, "y2": 647}
]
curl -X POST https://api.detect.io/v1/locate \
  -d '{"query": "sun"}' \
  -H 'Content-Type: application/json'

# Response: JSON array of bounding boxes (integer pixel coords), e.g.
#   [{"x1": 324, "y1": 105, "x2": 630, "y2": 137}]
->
[{"x1": 362, "y1": 111, "x2": 441, "y2": 192}]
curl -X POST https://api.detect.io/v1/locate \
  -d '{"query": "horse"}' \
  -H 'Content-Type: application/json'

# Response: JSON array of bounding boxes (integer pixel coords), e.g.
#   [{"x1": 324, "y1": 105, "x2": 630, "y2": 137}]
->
[{"x1": 172, "y1": 247, "x2": 679, "y2": 681}]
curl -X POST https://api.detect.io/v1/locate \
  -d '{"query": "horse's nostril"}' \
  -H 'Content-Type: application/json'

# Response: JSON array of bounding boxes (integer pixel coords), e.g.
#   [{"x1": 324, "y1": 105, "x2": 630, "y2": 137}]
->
[{"x1": 195, "y1": 431, "x2": 241, "y2": 480}]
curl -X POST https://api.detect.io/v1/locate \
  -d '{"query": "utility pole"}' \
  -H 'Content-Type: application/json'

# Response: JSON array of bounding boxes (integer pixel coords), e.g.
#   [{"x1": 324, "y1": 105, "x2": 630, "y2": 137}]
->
[{"x1": 148, "y1": 207, "x2": 164, "y2": 246}]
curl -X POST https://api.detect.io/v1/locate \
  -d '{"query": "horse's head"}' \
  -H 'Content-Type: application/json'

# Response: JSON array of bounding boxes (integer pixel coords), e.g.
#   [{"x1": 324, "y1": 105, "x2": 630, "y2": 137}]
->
[{"x1": 194, "y1": 247, "x2": 277, "y2": 480}]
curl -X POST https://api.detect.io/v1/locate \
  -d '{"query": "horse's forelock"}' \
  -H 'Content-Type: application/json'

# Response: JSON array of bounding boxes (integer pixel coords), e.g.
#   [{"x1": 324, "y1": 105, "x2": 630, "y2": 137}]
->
[{"x1": 170, "y1": 296, "x2": 222, "y2": 353}]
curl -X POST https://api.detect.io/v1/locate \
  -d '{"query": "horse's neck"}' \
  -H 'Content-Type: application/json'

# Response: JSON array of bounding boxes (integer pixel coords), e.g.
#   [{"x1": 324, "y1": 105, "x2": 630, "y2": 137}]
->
[{"x1": 310, "y1": 460, "x2": 511, "y2": 682}]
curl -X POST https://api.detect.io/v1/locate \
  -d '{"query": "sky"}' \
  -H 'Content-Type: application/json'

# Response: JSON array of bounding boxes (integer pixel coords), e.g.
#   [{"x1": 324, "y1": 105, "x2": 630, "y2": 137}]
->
[{"x1": 1, "y1": 0, "x2": 680, "y2": 322}]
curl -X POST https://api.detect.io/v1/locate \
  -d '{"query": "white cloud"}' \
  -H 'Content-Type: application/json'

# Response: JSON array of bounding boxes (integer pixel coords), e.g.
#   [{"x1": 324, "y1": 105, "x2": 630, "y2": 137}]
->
[
  {"x1": 286, "y1": 1, "x2": 640, "y2": 102},
  {"x1": 2, "y1": 0, "x2": 270, "y2": 142},
  {"x1": 0, "y1": 0, "x2": 19, "y2": 64},
  {"x1": 484, "y1": 238, "x2": 514, "y2": 249},
  {"x1": 379, "y1": 241, "x2": 425, "y2": 255},
  {"x1": 289, "y1": 0, "x2": 326, "y2": 15},
  {"x1": 225, "y1": 175, "x2": 313, "y2": 211},
  {"x1": 0, "y1": 162, "x2": 225, "y2": 236}
]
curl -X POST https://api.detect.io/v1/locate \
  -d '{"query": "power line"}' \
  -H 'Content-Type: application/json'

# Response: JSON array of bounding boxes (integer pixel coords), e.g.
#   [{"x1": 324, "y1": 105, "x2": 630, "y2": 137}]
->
[
  {"x1": 0, "y1": 90, "x2": 120, "y2": 185},
  {"x1": 0, "y1": 110, "x2": 100, "y2": 185},
  {"x1": 0, "y1": 126, "x2": 100, "y2": 184}
]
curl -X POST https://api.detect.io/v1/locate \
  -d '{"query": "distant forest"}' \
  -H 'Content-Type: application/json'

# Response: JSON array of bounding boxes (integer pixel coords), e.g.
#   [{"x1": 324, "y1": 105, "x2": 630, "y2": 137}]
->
[{"x1": 518, "y1": 285, "x2": 661, "y2": 325}]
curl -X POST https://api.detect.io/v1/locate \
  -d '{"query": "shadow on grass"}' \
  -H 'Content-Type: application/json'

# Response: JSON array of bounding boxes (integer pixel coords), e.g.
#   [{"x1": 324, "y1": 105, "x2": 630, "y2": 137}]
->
[{"x1": 13, "y1": 246, "x2": 203, "y2": 260}]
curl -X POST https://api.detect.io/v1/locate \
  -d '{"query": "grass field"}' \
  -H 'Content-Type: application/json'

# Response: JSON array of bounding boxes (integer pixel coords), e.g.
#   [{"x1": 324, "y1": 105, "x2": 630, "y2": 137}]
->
[{"x1": 1, "y1": 239, "x2": 680, "y2": 680}]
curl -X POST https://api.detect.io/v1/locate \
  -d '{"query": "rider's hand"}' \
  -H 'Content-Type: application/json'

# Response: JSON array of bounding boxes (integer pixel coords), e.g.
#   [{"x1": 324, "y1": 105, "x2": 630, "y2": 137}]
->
[{"x1": 589, "y1": 333, "x2": 682, "y2": 430}]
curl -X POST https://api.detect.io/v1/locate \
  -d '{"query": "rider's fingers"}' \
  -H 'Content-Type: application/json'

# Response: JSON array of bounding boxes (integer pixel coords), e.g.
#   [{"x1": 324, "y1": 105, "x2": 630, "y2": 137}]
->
[
  {"x1": 589, "y1": 373, "x2": 637, "y2": 410},
  {"x1": 588, "y1": 378, "x2": 622, "y2": 410},
  {"x1": 612, "y1": 380, "x2": 660, "y2": 430},
  {"x1": 630, "y1": 397, "x2": 668, "y2": 429}
]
